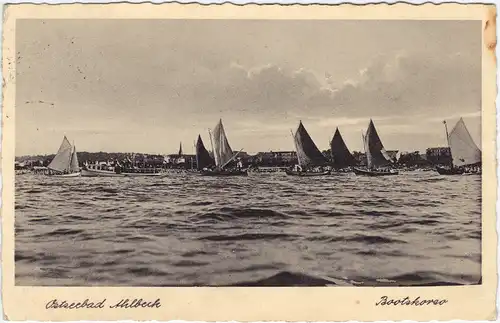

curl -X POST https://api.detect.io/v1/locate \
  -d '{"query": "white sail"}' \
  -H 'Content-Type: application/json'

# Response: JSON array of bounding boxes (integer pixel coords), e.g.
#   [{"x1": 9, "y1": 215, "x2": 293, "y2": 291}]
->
[
  {"x1": 70, "y1": 145, "x2": 80, "y2": 172},
  {"x1": 47, "y1": 136, "x2": 73, "y2": 173},
  {"x1": 448, "y1": 118, "x2": 481, "y2": 167},
  {"x1": 211, "y1": 119, "x2": 235, "y2": 168}
]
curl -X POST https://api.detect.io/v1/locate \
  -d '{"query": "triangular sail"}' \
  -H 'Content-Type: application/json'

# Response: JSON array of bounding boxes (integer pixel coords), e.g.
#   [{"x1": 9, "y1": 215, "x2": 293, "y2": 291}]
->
[
  {"x1": 70, "y1": 145, "x2": 80, "y2": 172},
  {"x1": 364, "y1": 120, "x2": 392, "y2": 169},
  {"x1": 47, "y1": 136, "x2": 73, "y2": 173},
  {"x1": 448, "y1": 118, "x2": 481, "y2": 167},
  {"x1": 196, "y1": 135, "x2": 215, "y2": 170},
  {"x1": 212, "y1": 119, "x2": 235, "y2": 168},
  {"x1": 330, "y1": 128, "x2": 357, "y2": 168},
  {"x1": 294, "y1": 121, "x2": 328, "y2": 168}
]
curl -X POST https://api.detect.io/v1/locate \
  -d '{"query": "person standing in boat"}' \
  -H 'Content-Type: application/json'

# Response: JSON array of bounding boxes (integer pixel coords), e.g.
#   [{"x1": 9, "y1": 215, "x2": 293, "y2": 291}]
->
[{"x1": 114, "y1": 162, "x2": 122, "y2": 174}]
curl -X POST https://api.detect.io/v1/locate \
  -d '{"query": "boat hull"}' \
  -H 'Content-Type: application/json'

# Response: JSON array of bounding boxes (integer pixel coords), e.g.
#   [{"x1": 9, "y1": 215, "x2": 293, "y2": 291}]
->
[
  {"x1": 352, "y1": 167, "x2": 398, "y2": 176},
  {"x1": 200, "y1": 169, "x2": 248, "y2": 177},
  {"x1": 122, "y1": 172, "x2": 163, "y2": 177},
  {"x1": 49, "y1": 172, "x2": 81, "y2": 177},
  {"x1": 81, "y1": 169, "x2": 125, "y2": 177},
  {"x1": 285, "y1": 170, "x2": 331, "y2": 177},
  {"x1": 435, "y1": 166, "x2": 465, "y2": 175},
  {"x1": 462, "y1": 171, "x2": 482, "y2": 176}
]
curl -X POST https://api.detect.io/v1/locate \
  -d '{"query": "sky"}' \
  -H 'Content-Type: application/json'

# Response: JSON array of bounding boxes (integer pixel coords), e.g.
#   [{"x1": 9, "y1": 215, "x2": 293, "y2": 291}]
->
[{"x1": 15, "y1": 19, "x2": 482, "y2": 156}]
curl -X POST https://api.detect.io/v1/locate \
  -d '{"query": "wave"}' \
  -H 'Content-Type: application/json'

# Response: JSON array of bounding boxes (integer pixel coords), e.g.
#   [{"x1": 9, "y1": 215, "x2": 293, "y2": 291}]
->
[
  {"x1": 348, "y1": 234, "x2": 406, "y2": 244},
  {"x1": 226, "y1": 264, "x2": 284, "y2": 274},
  {"x1": 414, "y1": 178, "x2": 445, "y2": 183},
  {"x1": 199, "y1": 233, "x2": 298, "y2": 241},
  {"x1": 193, "y1": 207, "x2": 290, "y2": 222},
  {"x1": 227, "y1": 270, "x2": 481, "y2": 287},
  {"x1": 172, "y1": 260, "x2": 211, "y2": 267},
  {"x1": 15, "y1": 204, "x2": 32, "y2": 210},
  {"x1": 45, "y1": 228, "x2": 84, "y2": 237},
  {"x1": 368, "y1": 221, "x2": 407, "y2": 229},
  {"x1": 181, "y1": 250, "x2": 217, "y2": 257},
  {"x1": 358, "y1": 210, "x2": 396, "y2": 217},
  {"x1": 228, "y1": 271, "x2": 338, "y2": 287},
  {"x1": 408, "y1": 219, "x2": 442, "y2": 226},
  {"x1": 308, "y1": 234, "x2": 405, "y2": 244},
  {"x1": 27, "y1": 217, "x2": 51, "y2": 224},
  {"x1": 126, "y1": 267, "x2": 169, "y2": 277},
  {"x1": 372, "y1": 271, "x2": 481, "y2": 286},
  {"x1": 183, "y1": 201, "x2": 213, "y2": 206},
  {"x1": 15, "y1": 173, "x2": 482, "y2": 287},
  {"x1": 25, "y1": 189, "x2": 44, "y2": 194}
]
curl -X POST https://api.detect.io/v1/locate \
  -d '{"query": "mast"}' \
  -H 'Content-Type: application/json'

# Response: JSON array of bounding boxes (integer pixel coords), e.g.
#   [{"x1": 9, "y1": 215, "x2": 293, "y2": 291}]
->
[
  {"x1": 443, "y1": 120, "x2": 450, "y2": 147},
  {"x1": 192, "y1": 140, "x2": 195, "y2": 169},
  {"x1": 361, "y1": 130, "x2": 365, "y2": 153},
  {"x1": 67, "y1": 141, "x2": 74, "y2": 173},
  {"x1": 443, "y1": 120, "x2": 452, "y2": 167},
  {"x1": 361, "y1": 129, "x2": 367, "y2": 166},
  {"x1": 208, "y1": 128, "x2": 215, "y2": 166}
]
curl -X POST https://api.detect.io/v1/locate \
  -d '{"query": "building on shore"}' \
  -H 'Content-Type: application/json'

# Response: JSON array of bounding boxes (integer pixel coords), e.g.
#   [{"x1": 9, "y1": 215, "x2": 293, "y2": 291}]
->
[
  {"x1": 352, "y1": 151, "x2": 367, "y2": 166},
  {"x1": 250, "y1": 151, "x2": 298, "y2": 167},
  {"x1": 397, "y1": 151, "x2": 432, "y2": 167},
  {"x1": 15, "y1": 146, "x2": 460, "y2": 171},
  {"x1": 425, "y1": 147, "x2": 452, "y2": 165}
]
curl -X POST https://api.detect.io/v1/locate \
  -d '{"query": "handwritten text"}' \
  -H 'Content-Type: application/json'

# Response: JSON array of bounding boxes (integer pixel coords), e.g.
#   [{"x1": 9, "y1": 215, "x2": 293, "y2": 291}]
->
[{"x1": 376, "y1": 296, "x2": 448, "y2": 306}]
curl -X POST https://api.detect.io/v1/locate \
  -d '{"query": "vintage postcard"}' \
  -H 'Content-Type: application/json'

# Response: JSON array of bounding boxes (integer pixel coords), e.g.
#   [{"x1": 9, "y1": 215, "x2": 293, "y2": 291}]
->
[{"x1": 1, "y1": 2, "x2": 497, "y2": 322}]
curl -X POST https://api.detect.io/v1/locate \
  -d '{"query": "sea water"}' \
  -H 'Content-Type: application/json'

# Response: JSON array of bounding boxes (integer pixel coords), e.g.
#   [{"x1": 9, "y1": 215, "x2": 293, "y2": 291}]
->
[{"x1": 15, "y1": 171, "x2": 481, "y2": 286}]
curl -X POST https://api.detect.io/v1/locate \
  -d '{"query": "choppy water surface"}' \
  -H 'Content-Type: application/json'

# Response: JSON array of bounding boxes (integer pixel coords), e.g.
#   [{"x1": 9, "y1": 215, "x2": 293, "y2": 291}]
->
[{"x1": 15, "y1": 171, "x2": 481, "y2": 286}]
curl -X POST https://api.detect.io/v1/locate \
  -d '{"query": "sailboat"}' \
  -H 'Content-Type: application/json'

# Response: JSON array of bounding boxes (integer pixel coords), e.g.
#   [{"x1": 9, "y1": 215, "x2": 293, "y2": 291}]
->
[
  {"x1": 353, "y1": 119, "x2": 398, "y2": 176},
  {"x1": 436, "y1": 118, "x2": 481, "y2": 175},
  {"x1": 330, "y1": 127, "x2": 357, "y2": 171},
  {"x1": 81, "y1": 160, "x2": 125, "y2": 177},
  {"x1": 286, "y1": 121, "x2": 331, "y2": 176},
  {"x1": 46, "y1": 136, "x2": 81, "y2": 177},
  {"x1": 200, "y1": 119, "x2": 248, "y2": 176}
]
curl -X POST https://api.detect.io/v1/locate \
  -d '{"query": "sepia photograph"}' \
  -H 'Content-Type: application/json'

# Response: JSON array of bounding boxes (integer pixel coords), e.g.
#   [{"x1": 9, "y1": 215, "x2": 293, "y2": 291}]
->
[{"x1": 2, "y1": 3, "x2": 497, "y2": 322}]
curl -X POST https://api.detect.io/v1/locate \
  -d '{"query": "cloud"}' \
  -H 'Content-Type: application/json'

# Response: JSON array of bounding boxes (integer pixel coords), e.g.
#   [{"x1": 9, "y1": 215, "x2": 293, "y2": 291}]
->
[
  {"x1": 180, "y1": 63, "x2": 342, "y2": 123},
  {"x1": 15, "y1": 19, "x2": 481, "y2": 155},
  {"x1": 327, "y1": 51, "x2": 481, "y2": 118},
  {"x1": 427, "y1": 111, "x2": 481, "y2": 123},
  {"x1": 187, "y1": 50, "x2": 480, "y2": 125}
]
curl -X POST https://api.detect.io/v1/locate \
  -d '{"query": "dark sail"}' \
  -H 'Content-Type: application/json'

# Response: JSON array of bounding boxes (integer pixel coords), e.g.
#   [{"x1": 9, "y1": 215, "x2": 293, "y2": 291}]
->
[
  {"x1": 196, "y1": 135, "x2": 214, "y2": 170},
  {"x1": 364, "y1": 119, "x2": 392, "y2": 169},
  {"x1": 330, "y1": 127, "x2": 357, "y2": 168},
  {"x1": 294, "y1": 121, "x2": 328, "y2": 168}
]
